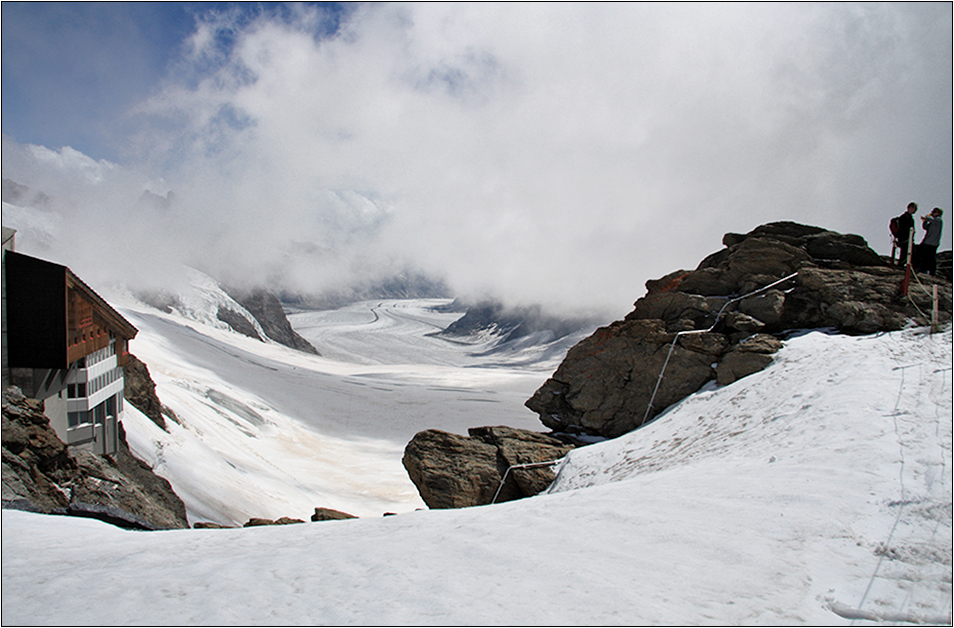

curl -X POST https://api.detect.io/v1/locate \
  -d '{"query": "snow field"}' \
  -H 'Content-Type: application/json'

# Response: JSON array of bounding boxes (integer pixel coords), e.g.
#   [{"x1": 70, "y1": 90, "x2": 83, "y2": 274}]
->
[
  {"x1": 111, "y1": 290, "x2": 567, "y2": 525},
  {"x1": 3, "y1": 326, "x2": 950, "y2": 625}
]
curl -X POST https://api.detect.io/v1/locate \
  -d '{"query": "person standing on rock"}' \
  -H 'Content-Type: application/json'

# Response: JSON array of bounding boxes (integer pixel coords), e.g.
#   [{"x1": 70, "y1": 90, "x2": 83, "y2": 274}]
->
[
  {"x1": 896, "y1": 202, "x2": 918, "y2": 268},
  {"x1": 916, "y1": 207, "x2": 944, "y2": 276}
]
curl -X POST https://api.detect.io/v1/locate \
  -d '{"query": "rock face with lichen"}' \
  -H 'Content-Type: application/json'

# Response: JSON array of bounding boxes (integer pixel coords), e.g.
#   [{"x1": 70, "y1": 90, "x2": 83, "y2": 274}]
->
[{"x1": 525, "y1": 222, "x2": 951, "y2": 439}]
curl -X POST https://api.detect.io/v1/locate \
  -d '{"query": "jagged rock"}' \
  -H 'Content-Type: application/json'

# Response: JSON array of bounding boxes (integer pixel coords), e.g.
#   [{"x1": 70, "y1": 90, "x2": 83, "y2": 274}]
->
[
  {"x1": 311, "y1": 507, "x2": 357, "y2": 521},
  {"x1": 624, "y1": 291, "x2": 716, "y2": 329},
  {"x1": 225, "y1": 288, "x2": 320, "y2": 355},
  {"x1": 63, "y1": 502, "x2": 161, "y2": 530},
  {"x1": 244, "y1": 518, "x2": 274, "y2": 527},
  {"x1": 402, "y1": 426, "x2": 574, "y2": 509},
  {"x1": 938, "y1": 251, "x2": 952, "y2": 281},
  {"x1": 2, "y1": 387, "x2": 189, "y2": 529},
  {"x1": 123, "y1": 354, "x2": 166, "y2": 430},
  {"x1": 723, "y1": 222, "x2": 875, "y2": 265},
  {"x1": 525, "y1": 222, "x2": 952, "y2": 439}
]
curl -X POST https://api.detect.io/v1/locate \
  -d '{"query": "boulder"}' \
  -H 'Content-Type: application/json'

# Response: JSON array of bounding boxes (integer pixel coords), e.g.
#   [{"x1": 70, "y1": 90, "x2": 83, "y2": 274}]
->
[
  {"x1": 402, "y1": 427, "x2": 574, "y2": 509},
  {"x1": 526, "y1": 319, "x2": 725, "y2": 438},
  {"x1": 311, "y1": 507, "x2": 357, "y2": 521},
  {"x1": 194, "y1": 521, "x2": 233, "y2": 529},
  {"x1": 402, "y1": 429, "x2": 502, "y2": 509},
  {"x1": 739, "y1": 290, "x2": 786, "y2": 326},
  {"x1": 468, "y1": 426, "x2": 575, "y2": 498},
  {"x1": 724, "y1": 311, "x2": 765, "y2": 334},
  {"x1": 780, "y1": 266, "x2": 950, "y2": 334}
]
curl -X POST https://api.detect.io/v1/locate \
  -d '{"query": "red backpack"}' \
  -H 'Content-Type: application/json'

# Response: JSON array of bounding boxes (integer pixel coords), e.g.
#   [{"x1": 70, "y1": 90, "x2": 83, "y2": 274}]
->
[{"x1": 889, "y1": 216, "x2": 901, "y2": 241}]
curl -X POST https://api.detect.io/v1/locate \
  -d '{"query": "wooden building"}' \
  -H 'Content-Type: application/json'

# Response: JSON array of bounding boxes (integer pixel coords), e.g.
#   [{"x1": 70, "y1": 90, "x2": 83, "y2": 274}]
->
[{"x1": 2, "y1": 240, "x2": 138, "y2": 455}]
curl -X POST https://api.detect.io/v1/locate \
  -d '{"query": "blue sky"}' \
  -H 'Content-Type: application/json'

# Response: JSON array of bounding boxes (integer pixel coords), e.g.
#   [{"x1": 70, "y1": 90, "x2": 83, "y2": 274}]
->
[
  {"x1": 1, "y1": 2, "x2": 351, "y2": 161},
  {"x1": 2, "y1": 2, "x2": 193, "y2": 160},
  {"x1": 1, "y1": 3, "x2": 951, "y2": 312}
]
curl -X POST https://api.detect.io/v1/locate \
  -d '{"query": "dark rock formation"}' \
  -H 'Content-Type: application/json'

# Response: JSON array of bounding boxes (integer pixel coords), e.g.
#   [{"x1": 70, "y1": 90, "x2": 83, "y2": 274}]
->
[
  {"x1": 403, "y1": 426, "x2": 574, "y2": 509},
  {"x1": 438, "y1": 299, "x2": 594, "y2": 344},
  {"x1": 715, "y1": 334, "x2": 784, "y2": 386},
  {"x1": 2, "y1": 387, "x2": 189, "y2": 529},
  {"x1": 311, "y1": 507, "x2": 357, "y2": 521},
  {"x1": 225, "y1": 288, "x2": 320, "y2": 355},
  {"x1": 526, "y1": 320, "x2": 727, "y2": 438},
  {"x1": 123, "y1": 354, "x2": 166, "y2": 430},
  {"x1": 526, "y1": 222, "x2": 952, "y2": 439},
  {"x1": 216, "y1": 307, "x2": 263, "y2": 341}
]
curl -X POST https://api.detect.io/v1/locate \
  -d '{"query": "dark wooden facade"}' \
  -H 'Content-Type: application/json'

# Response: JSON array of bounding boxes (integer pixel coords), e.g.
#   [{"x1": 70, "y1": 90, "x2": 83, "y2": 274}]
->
[{"x1": 4, "y1": 251, "x2": 137, "y2": 369}]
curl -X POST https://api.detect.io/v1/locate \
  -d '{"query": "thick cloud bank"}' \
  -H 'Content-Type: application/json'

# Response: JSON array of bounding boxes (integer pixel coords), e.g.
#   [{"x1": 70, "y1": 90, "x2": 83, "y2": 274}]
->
[{"x1": 3, "y1": 4, "x2": 951, "y2": 314}]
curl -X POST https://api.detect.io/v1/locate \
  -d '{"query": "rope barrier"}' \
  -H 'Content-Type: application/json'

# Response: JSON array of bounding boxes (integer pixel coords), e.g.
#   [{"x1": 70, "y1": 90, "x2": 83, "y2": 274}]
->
[
  {"x1": 491, "y1": 272, "x2": 803, "y2": 504},
  {"x1": 853, "y1": 363, "x2": 912, "y2": 617},
  {"x1": 829, "y1": 601, "x2": 951, "y2": 625},
  {"x1": 641, "y1": 272, "x2": 800, "y2": 425},
  {"x1": 844, "y1": 331, "x2": 954, "y2": 624},
  {"x1": 904, "y1": 262, "x2": 944, "y2": 333},
  {"x1": 491, "y1": 458, "x2": 566, "y2": 504}
]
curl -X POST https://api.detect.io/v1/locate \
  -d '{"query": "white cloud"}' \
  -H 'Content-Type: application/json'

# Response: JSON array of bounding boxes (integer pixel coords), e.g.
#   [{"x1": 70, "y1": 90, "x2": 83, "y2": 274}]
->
[{"x1": 3, "y1": 3, "x2": 951, "y2": 315}]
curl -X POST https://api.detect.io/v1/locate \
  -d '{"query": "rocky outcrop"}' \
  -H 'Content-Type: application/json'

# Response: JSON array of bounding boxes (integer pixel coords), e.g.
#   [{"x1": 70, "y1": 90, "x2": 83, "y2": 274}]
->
[
  {"x1": 2, "y1": 387, "x2": 189, "y2": 529},
  {"x1": 216, "y1": 306, "x2": 263, "y2": 341},
  {"x1": 526, "y1": 222, "x2": 952, "y2": 439},
  {"x1": 311, "y1": 507, "x2": 357, "y2": 521},
  {"x1": 123, "y1": 354, "x2": 166, "y2": 430},
  {"x1": 438, "y1": 300, "x2": 592, "y2": 343},
  {"x1": 402, "y1": 426, "x2": 574, "y2": 509},
  {"x1": 225, "y1": 288, "x2": 320, "y2": 355}
]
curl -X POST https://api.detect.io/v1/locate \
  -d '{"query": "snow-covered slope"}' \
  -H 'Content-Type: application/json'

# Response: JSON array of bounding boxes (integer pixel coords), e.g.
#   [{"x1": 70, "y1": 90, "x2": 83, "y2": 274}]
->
[
  {"x1": 3, "y1": 327, "x2": 950, "y2": 625},
  {"x1": 107, "y1": 278, "x2": 579, "y2": 525}
]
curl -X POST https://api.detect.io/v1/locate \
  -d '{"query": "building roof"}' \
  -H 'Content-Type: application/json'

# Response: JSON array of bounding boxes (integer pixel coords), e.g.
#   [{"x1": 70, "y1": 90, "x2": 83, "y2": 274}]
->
[{"x1": 64, "y1": 265, "x2": 139, "y2": 340}]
